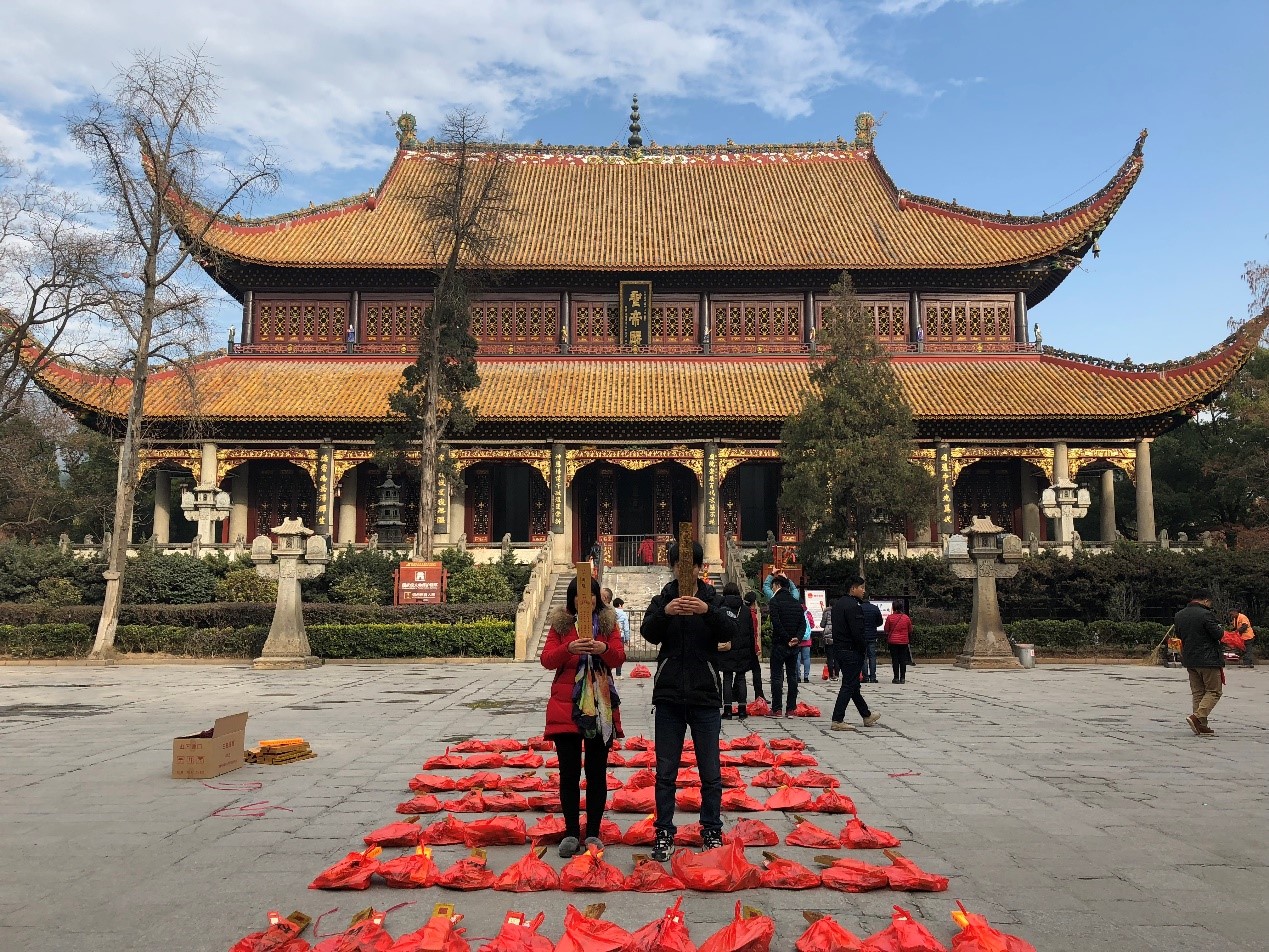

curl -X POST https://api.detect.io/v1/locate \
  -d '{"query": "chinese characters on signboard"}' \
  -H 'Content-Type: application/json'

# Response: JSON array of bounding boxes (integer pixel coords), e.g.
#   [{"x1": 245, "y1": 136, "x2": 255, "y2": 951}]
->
[
  {"x1": 396, "y1": 562, "x2": 446, "y2": 605},
  {"x1": 619, "y1": 281, "x2": 652, "y2": 351}
]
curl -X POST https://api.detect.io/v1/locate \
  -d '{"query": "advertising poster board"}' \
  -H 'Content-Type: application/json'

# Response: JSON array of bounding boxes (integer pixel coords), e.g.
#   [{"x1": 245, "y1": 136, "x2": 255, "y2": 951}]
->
[
  {"x1": 804, "y1": 589, "x2": 827, "y2": 631},
  {"x1": 396, "y1": 562, "x2": 446, "y2": 605}
]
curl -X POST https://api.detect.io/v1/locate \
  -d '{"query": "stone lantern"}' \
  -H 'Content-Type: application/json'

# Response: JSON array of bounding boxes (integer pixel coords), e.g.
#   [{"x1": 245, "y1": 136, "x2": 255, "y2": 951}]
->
[
  {"x1": 180, "y1": 483, "x2": 232, "y2": 545},
  {"x1": 1040, "y1": 479, "x2": 1091, "y2": 556},
  {"x1": 250, "y1": 517, "x2": 329, "y2": 669},
  {"x1": 945, "y1": 516, "x2": 1025, "y2": 670}
]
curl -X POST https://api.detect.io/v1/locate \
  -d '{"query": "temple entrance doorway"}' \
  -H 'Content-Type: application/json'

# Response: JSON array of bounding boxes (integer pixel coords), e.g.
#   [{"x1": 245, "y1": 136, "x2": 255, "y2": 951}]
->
[
  {"x1": 248, "y1": 461, "x2": 317, "y2": 540},
  {"x1": 953, "y1": 458, "x2": 1049, "y2": 540},
  {"x1": 572, "y1": 462, "x2": 696, "y2": 566},
  {"x1": 463, "y1": 463, "x2": 550, "y2": 544},
  {"x1": 720, "y1": 461, "x2": 782, "y2": 543}
]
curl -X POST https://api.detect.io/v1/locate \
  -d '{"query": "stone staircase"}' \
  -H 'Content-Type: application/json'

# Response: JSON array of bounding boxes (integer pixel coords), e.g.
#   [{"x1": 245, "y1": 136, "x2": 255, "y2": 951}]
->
[
  {"x1": 530, "y1": 572, "x2": 573, "y2": 660},
  {"x1": 601, "y1": 565, "x2": 672, "y2": 614}
]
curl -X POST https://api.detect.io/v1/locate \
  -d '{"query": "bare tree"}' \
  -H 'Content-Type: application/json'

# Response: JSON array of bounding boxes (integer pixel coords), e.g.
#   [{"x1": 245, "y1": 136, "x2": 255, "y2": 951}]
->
[
  {"x1": 0, "y1": 152, "x2": 118, "y2": 426},
  {"x1": 69, "y1": 49, "x2": 278, "y2": 657},
  {"x1": 382, "y1": 109, "x2": 514, "y2": 559}
]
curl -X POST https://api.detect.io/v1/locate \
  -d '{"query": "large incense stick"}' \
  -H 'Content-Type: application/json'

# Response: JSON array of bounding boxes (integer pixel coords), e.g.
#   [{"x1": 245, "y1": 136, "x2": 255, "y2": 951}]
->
[{"x1": 675, "y1": 522, "x2": 697, "y2": 598}]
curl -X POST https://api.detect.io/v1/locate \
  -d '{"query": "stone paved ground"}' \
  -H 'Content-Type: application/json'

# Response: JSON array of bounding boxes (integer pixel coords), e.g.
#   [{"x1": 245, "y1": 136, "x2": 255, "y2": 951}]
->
[{"x1": 1, "y1": 660, "x2": 1265, "y2": 952}]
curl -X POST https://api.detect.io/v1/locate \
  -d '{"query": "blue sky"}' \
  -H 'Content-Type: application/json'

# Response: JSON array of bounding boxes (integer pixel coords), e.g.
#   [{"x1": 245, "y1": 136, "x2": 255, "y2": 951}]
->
[{"x1": 2, "y1": 0, "x2": 1266, "y2": 362}]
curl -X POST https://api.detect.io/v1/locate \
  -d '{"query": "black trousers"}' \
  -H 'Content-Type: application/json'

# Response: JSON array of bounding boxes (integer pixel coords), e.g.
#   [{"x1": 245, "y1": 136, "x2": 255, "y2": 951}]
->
[
  {"x1": 889, "y1": 643, "x2": 910, "y2": 681},
  {"x1": 722, "y1": 669, "x2": 748, "y2": 710},
  {"x1": 554, "y1": 733, "x2": 611, "y2": 839},
  {"x1": 830, "y1": 649, "x2": 872, "y2": 723},
  {"x1": 749, "y1": 656, "x2": 766, "y2": 700},
  {"x1": 770, "y1": 653, "x2": 799, "y2": 712}
]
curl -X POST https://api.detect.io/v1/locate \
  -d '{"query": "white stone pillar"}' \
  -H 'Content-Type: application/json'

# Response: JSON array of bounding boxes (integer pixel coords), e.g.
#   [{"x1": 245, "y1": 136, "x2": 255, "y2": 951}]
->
[
  {"x1": 337, "y1": 466, "x2": 358, "y2": 545},
  {"x1": 1135, "y1": 439, "x2": 1156, "y2": 542},
  {"x1": 1100, "y1": 467, "x2": 1116, "y2": 543},
  {"x1": 1051, "y1": 442, "x2": 1069, "y2": 542},
  {"x1": 229, "y1": 466, "x2": 249, "y2": 544},
  {"x1": 153, "y1": 471, "x2": 171, "y2": 545},
  {"x1": 199, "y1": 442, "x2": 217, "y2": 489}
]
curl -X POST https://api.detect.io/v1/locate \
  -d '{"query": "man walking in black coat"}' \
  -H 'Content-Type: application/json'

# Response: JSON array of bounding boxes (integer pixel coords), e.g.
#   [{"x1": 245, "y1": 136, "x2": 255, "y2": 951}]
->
[
  {"x1": 1175, "y1": 589, "x2": 1225, "y2": 736},
  {"x1": 767, "y1": 574, "x2": 806, "y2": 716},
  {"x1": 830, "y1": 575, "x2": 881, "y2": 731}
]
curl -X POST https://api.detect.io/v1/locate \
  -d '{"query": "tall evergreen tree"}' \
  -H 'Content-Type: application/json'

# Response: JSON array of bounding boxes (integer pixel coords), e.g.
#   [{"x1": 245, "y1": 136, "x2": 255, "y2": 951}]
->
[{"x1": 780, "y1": 273, "x2": 936, "y2": 571}]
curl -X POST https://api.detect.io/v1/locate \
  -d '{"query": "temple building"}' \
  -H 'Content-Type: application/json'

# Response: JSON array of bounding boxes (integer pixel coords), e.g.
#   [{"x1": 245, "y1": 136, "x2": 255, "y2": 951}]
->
[{"x1": 32, "y1": 108, "x2": 1265, "y2": 568}]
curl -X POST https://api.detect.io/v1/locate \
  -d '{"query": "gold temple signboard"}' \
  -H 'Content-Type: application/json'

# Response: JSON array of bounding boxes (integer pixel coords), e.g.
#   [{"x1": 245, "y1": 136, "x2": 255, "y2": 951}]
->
[{"x1": 620, "y1": 281, "x2": 652, "y2": 351}]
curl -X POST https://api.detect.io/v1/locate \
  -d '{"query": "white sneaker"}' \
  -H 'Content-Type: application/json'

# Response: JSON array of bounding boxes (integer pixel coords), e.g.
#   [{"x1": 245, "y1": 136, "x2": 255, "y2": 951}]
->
[{"x1": 862, "y1": 713, "x2": 881, "y2": 727}]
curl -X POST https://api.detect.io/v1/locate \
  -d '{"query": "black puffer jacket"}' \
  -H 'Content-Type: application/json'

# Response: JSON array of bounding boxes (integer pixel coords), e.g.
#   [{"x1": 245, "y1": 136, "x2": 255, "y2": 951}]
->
[
  {"x1": 831, "y1": 595, "x2": 868, "y2": 657},
  {"x1": 767, "y1": 588, "x2": 806, "y2": 661},
  {"x1": 716, "y1": 594, "x2": 755, "y2": 672},
  {"x1": 1175, "y1": 601, "x2": 1225, "y2": 668},
  {"x1": 642, "y1": 578, "x2": 736, "y2": 707}
]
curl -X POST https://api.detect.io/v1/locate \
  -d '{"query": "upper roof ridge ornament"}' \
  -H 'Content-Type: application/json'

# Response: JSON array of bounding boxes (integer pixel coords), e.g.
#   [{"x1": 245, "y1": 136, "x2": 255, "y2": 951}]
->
[{"x1": 627, "y1": 96, "x2": 643, "y2": 151}]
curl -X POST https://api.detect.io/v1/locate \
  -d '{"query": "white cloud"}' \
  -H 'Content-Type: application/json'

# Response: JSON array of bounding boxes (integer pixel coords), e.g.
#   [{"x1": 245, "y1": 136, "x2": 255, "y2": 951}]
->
[{"x1": 875, "y1": 0, "x2": 1007, "y2": 14}]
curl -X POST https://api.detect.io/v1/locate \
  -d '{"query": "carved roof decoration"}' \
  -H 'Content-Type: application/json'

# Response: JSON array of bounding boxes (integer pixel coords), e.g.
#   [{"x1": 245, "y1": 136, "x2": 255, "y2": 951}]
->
[{"x1": 174, "y1": 128, "x2": 1144, "y2": 275}]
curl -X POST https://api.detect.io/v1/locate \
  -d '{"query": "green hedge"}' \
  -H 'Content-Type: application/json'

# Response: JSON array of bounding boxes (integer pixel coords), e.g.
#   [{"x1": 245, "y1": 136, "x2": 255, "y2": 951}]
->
[
  {"x1": 0, "y1": 601, "x2": 517, "y2": 628},
  {"x1": 0, "y1": 623, "x2": 95, "y2": 658},
  {"x1": 308, "y1": 621, "x2": 514, "y2": 658}
]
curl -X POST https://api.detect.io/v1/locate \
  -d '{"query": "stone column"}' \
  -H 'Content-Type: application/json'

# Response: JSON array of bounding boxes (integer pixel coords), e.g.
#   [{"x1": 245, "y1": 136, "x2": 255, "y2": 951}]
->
[
  {"x1": 702, "y1": 443, "x2": 721, "y2": 567},
  {"x1": 152, "y1": 471, "x2": 171, "y2": 545},
  {"x1": 1051, "y1": 442, "x2": 1069, "y2": 543},
  {"x1": 1100, "y1": 467, "x2": 1116, "y2": 543},
  {"x1": 551, "y1": 443, "x2": 569, "y2": 565},
  {"x1": 337, "y1": 466, "x2": 358, "y2": 545},
  {"x1": 935, "y1": 441, "x2": 953, "y2": 540},
  {"x1": 1020, "y1": 466, "x2": 1042, "y2": 542},
  {"x1": 1135, "y1": 439, "x2": 1156, "y2": 542},
  {"x1": 229, "y1": 466, "x2": 249, "y2": 544},
  {"x1": 197, "y1": 442, "x2": 218, "y2": 545}
]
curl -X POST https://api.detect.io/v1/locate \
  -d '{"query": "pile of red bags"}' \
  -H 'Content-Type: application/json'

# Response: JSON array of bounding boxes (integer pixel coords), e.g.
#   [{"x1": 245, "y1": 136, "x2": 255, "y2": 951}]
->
[
  {"x1": 881, "y1": 850, "x2": 949, "y2": 891},
  {"x1": 622, "y1": 815, "x2": 657, "y2": 846},
  {"x1": 312, "y1": 908, "x2": 395, "y2": 952},
  {"x1": 784, "y1": 817, "x2": 842, "y2": 849},
  {"x1": 378, "y1": 845, "x2": 439, "y2": 888},
  {"x1": 625, "y1": 858, "x2": 685, "y2": 892},
  {"x1": 757, "y1": 852, "x2": 821, "y2": 889},
  {"x1": 725, "y1": 818, "x2": 779, "y2": 847},
  {"x1": 484, "y1": 792, "x2": 533, "y2": 813},
  {"x1": 230, "y1": 911, "x2": 313, "y2": 952},
  {"x1": 764, "y1": 786, "x2": 813, "y2": 812},
  {"x1": 624, "y1": 897, "x2": 696, "y2": 952},
  {"x1": 720, "y1": 789, "x2": 765, "y2": 812},
  {"x1": 792, "y1": 769, "x2": 837, "y2": 788},
  {"x1": 840, "y1": 816, "x2": 901, "y2": 849},
  {"x1": 396, "y1": 793, "x2": 443, "y2": 814},
  {"x1": 396, "y1": 907, "x2": 470, "y2": 952},
  {"x1": 480, "y1": 911, "x2": 551, "y2": 952},
  {"x1": 462, "y1": 815, "x2": 528, "y2": 847},
  {"x1": 751, "y1": 768, "x2": 795, "y2": 788},
  {"x1": 744, "y1": 697, "x2": 771, "y2": 717},
  {"x1": 437, "y1": 849, "x2": 496, "y2": 891},
  {"x1": 411, "y1": 773, "x2": 459, "y2": 792},
  {"x1": 611, "y1": 787, "x2": 656, "y2": 813},
  {"x1": 363, "y1": 816, "x2": 422, "y2": 847},
  {"x1": 457, "y1": 771, "x2": 506, "y2": 790},
  {"x1": 670, "y1": 841, "x2": 762, "y2": 892},
  {"x1": 794, "y1": 914, "x2": 863, "y2": 952},
  {"x1": 950, "y1": 902, "x2": 1037, "y2": 952},
  {"x1": 493, "y1": 847, "x2": 561, "y2": 892},
  {"x1": 422, "y1": 749, "x2": 465, "y2": 770},
  {"x1": 308, "y1": 847, "x2": 381, "y2": 890},
  {"x1": 862, "y1": 906, "x2": 948, "y2": 952},
  {"x1": 420, "y1": 815, "x2": 469, "y2": 845},
  {"x1": 561, "y1": 845, "x2": 626, "y2": 892},
  {"x1": 768, "y1": 738, "x2": 805, "y2": 751},
  {"x1": 816, "y1": 856, "x2": 889, "y2": 892},
  {"x1": 788, "y1": 702, "x2": 821, "y2": 718},
  {"x1": 775, "y1": 750, "x2": 818, "y2": 767},
  {"x1": 697, "y1": 903, "x2": 774, "y2": 952},
  {"x1": 554, "y1": 904, "x2": 631, "y2": 952}
]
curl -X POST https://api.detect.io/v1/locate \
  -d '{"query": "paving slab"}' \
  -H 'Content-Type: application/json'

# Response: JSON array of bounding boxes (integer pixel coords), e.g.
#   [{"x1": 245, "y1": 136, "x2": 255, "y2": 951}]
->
[{"x1": 1, "y1": 661, "x2": 1265, "y2": 951}]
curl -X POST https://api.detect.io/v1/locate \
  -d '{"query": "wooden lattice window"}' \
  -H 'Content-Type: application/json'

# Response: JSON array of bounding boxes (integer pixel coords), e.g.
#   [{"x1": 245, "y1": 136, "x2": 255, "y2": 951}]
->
[
  {"x1": 468, "y1": 298, "x2": 558, "y2": 353},
  {"x1": 255, "y1": 299, "x2": 347, "y2": 344},
  {"x1": 713, "y1": 298, "x2": 802, "y2": 350},
  {"x1": 923, "y1": 298, "x2": 1014, "y2": 348},
  {"x1": 572, "y1": 299, "x2": 619, "y2": 345},
  {"x1": 650, "y1": 300, "x2": 698, "y2": 346},
  {"x1": 362, "y1": 299, "x2": 430, "y2": 346}
]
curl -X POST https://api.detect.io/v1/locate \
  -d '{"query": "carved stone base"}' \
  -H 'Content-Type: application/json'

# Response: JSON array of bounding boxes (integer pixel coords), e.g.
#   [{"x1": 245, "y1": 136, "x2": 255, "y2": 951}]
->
[
  {"x1": 252, "y1": 655, "x2": 324, "y2": 670},
  {"x1": 954, "y1": 653, "x2": 1024, "y2": 670}
]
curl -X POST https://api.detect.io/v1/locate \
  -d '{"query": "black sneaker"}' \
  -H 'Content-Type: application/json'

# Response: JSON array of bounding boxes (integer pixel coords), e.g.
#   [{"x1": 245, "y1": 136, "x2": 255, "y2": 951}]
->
[
  {"x1": 701, "y1": 828, "x2": 724, "y2": 850},
  {"x1": 651, "y1": 828, "x2": 675, "y2": 862},
  {"x1": 722, "y1": 709, "x2": 733, "y2": 720}
]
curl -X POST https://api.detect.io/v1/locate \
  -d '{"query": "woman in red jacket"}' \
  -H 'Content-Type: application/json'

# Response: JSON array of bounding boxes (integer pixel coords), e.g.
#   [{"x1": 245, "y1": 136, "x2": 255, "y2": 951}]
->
[
  {"x1": 884, "y1": 602, "x2": 912, "y2": 684},
  {"x1": 540, "y1": 576, "x2": 625, "y2": 858}
]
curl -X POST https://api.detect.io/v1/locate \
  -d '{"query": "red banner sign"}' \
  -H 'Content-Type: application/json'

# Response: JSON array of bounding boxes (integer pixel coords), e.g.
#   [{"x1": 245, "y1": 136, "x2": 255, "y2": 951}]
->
[{"x1": 395, "y1": 562, "x2": 446, "y2": 605}]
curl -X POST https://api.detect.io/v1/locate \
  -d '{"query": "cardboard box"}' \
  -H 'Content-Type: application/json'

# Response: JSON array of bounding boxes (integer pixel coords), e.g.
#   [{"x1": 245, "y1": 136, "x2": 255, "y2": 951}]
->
[{"x1": 171, "y1": 711, "x2": 248, "y2": 779}]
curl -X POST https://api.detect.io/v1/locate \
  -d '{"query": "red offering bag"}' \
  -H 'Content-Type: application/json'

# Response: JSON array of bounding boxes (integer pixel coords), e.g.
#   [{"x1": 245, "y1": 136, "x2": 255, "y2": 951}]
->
[
  {"x1": 751, "y1": 768, "x2": 795, "y2": 788},
  {"x1": 528, "y1": 792, "x2": 562, "y2": 812},
  {"x1": 950, "y1": 902, "x2": 1038, "y2": 952},
  {"x1": 614, "y1": 813, "x2": 651, "y2": 845},
  {"x1": 719, "y1": 752, "x2": 745, "y2": 767},
  {"x1": 1221, "y1": 631, "x2": 1246, "y2": 652},
  {"x1": 479, "y1": 911, "x2": 552, "y2": 952},
  {"x1": 494, "y1": 846, "x2": 562, "y2": 893},
  {"x1": 792, "y1": 769, "x2": 838, "y2": 789},
  {"x1": 775, "y1": 750, "x2": 818, "y2": 767},
  {"x1": 671, "y1": 841, "x2": 763, "y2": 892},
  {"x1": 720, "y1": 767, "x2": 745, "y2": 788},
  {"x1": 758, "y1": 852, "x2": 821, "y2": 889},
  {"x1": 720, "y1": 789, "x2": 765, "y2": 812},
  {"x1": 795, "y1": 914, "x2": 864, "y2": 952},
  {"x1": 393, "y1": 907, "x2": 469, "y2": 952},
  {"x1": 420, "y1": 814, "x2": 470, "y2": 845},
  {"x1": 769, "y1": 738, "x2": 806, "y2": 751},
  {"x1": 629, "y1": 664, "x2": 653, "y2": 678},
  {"x1": 582, "y1": 771, "x2": 625, "y2": 791},
  {"x1": 462, "y1": 752, "x2": 506, "y2": 769},
  {"x1": 624, "y1": 735, "x2": 654, "y2": 750},
  {"x1": 442, "y1": 792, "x2": 488, "y2": 813},
  {"x1": 541, "y1": 773, "x2": 561, "y2": 790},
  {"x1": 625, "y1": 856, "x2": 687, "y2": 892},
  {"x1": 764, "y1": 786, "x2": 813, "y2": 812},
  {"x1": 598, "y1": 818, "x2": 624, "y2": 845},
  {"x1": 626, "y1": 768, "x2": 657, "y2": 789},
  {"x1": 730, "y1": 732, "x2": 765, "y2": 750},
  {"x1": 841, "y1": 817, "x2": 901, "y2": 849},
  {"x1": 456, "y1": 771, "x2": 505, "y2": 791},
  {"x1": 365, "y1": 816, "x2": 423, "y2": 847},
  {"x1": 309, "y1": 847, "x2": 382, "y2": 890},
  {"x1": 378, "y1": 845, "x2": 440, "y2": 888},
  {"x1": 505, "y1": 751, "x2": 545, "y2": 769},
  {"x1": 229, "y1": 910, "x2": 312, "y2": 952},
  {"x1": 674, "y1": 822, "x2": 704, "y2": 846},
  {"x1": 463, "y1": 815, "x2": 528, "y2": 847},
  {"x1": 725, "y1": 818, "x2": 779, "y2": 847},
  {"x1": 607, "y1": 749, "x2": 628, "y2": 767},
  {"x1": 740, "y1": 749, "x2": 776, "y2": 768},
  {"x1": 528, "y1": 814, "x2": 567, "y2": 845},
  {"x1": 790, "y1": 702, "x2": 821, "y2": 718},
  {"x1": 675, "y1": 788, "x2": 702, "y2": 811},
  {"x1": 422, "y1": 748, "x2": 465, "y2": 769},
  {"x1": 411, "y1": 773, "x2": 459, "y2": 793},
  {"x1": 744, "y1": 697, "x2": 771, "y2": 717},
  {"x1": 810, "y1": 790, "x2": 857, "y2": 814},
  {"x1": 817, "y1": 857, "x2": 889, "y2": 892},
  {"x1": 504, "y1": 772, "x2": 549, "y2": 793},
  {"x1": 821, "y1": 665, "x2": 830, "y2": 680},
  {"x1": 626, "y1": 750, "x2": 658, "y2": 768},
  {"x1": 314, "y1": 909, "x2": 394, "y2": 952},
  {"x1": 785, "y1": 817, "x2": 842, "y2": 849},
  {"x1": 397, "y1": 793, "x2": 443, "y2": 814},
  {"x1": 561, "y1": 845, "x2": 626, "y2": 892},
  {"x1": 697, "y1": 902, "x2": 774, "y2": 952},
  {"x1": 453, "y1": 738, "x2": 497, "y2": 752},
  {"x1": 488, "y1": 738, "x2": 525, "y2": 752},
  {"x1": 484, "y1": 792, "x2": 532, "y2": 813},
  {"x1": 612, "y1": 787, "x2": 657, "y2": 813},
  {"x1": 554, "y1": 903, "x2": 632, "y2": 952},
  {"x1": 881, "y1": 850, "x2": 949, "y2": 892},
  {"x1": 437, "y1": 849, "x2": 496, "y2": 891},
  {"x1": 623, "y1": 896, "x2": 697, "y2": 952},
  {"x1": 676, "y1": 768, "x2": 701, "y2": 788},
  {"x1": 862, "y1": 906, "x2": 948, "y2": 952},
  {"x1": 528, "y1": 735, "x2": 555, "y2": 751}
]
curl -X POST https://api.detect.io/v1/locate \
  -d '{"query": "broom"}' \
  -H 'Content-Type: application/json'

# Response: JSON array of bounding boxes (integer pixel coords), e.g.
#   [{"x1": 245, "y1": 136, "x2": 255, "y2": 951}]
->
[{"x1": 1142, "y1": 625, "x2": 1175, "y2": 666}]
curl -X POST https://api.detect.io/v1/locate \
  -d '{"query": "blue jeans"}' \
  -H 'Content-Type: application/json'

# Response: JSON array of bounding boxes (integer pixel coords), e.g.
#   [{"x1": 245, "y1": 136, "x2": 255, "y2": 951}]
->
[
  {"x1": 865, "y1": 639, "x2": 879, "y2": 681},
  {"x1": 798, "y1": 644, "x2": 812, "y2": 680},
  {"x1": 831, "y1": 650, "x2": 872, "y2": 724},
  {"x1": 654, "y1": 705, "x2": 722, "y2": 834}
]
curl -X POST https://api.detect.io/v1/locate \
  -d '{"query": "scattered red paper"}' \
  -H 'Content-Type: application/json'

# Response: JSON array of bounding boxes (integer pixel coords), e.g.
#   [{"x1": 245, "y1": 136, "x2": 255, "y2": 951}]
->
[
  {"x1": 364, "y1": 818, "x2": 423, "y2": 847},
  {"x1": 950, "y1": 902, "x2": 1037, "y2": 952},
  {"x1": 494, "y1": 848, "x2": 563, "y2": 893},
  {"x1": 841, "y1": 817, "x2": 901, "y2": 849},
  {"x1": 862, "y1": 906, "x2": 948, "y2": 952},
  {"x1": 461, "y1": 752, "x2": 506, "y2": 769},
  {"x1": 810, "y1": 790, "x2": 857, "y2": 814},
  {"x1": 553, "y1": 904, "x2": 631, "y2": 952},
  {"x1": 479, "y1": 911, "x2": 551, "y2": 952},
  {"x1": 378, "y1": 845, "x2": 439, "y2": 888},
  {"x1": 396, "y1": 793, "x2": 443, "y2": 814},
  {"x1": 442, "y1": 792, "x2": 487, "y2": 813},
  {"x1": 623, "y1": 897, "x2": 697, "y2": 952},
  {"x1": 724, "y1": 819, "x2": 779, "y2": 847},
  {"x1": 751, "y1": 768, "x2": 796, "y2": 788},
  {"x1": 456, "y1": 771, "x2": 505, "y2": 790},
  {"x1": 484, "y1": 792, "x2": 533, "y2": 813},
  {"x1": 789, "y1": 702, "x2": 821, "y2": 718},
  {"x1": 769, "y1": 738, "x2": 806, "y2": 751},
  {"x1": 229, "y1": 910, "x2": 312, "y2": 952},
  {"x1": 436, "y1": 851, "x2": 496, "y2": 891},
  {"x1": 419, "y1": 814, "x2": 469, "y2": 845},
  {"x1": 740, "y1": 749, "x2": 776, "y2": 768},
  {"x1": 676, "y1": 768, "x2": 701, "y2": 788},
  {"x1": 393, "y1": 909, "x2": 470, "y2": 952},
  {"x1": 881, "y1": 850, "x2": 949, "y2": 892},
  {"x1": 720, "y1": 789, "x2": 765, "y2": 812},
  {"x1": 819, "y1": 857, "x2": 889, "y2": 892},
  {"x1": 504, "y1": 772, "x2": 550, "y2": 792},
  {"x1": 308, "y1": 847, "x2": 382, "y2": 890},
  {"x1": 697, "y1": 902, "x2": 774, "y2": 952},
  {"x1": 795, "y1": 915, "x2": 864, "y2": 952},
  {"x1": 624, "y1": 735, "x2": 654, "y2": 750},
  {"x1": 313, "y1": 909, "x2": 394, "y2": 952},
  {"x1": 422, "y1": 749, "x2": 465, "y2": 769},
  {"x1": 463, "y1": 815, "x2": 528, "y2": 847},
  {"x1": 561, "y1": 845, "x2": 626, "y2": 892},
  {"x1": 792, "y1": 769, "x2": 838, "y2": 789},
  {"x1": 626, "y1": 768, "x2": 657, "y2": 789},
  {"x1": 674, "y1": 823, "x2": 704, "y2": 847},
  {"x1": 625, "y1": 858, "x2": 687, "y2": 892},
  {"x1": 671, "y1": 841, "x2": 762, "y2": 892},
  {"x1": 410, "y1": 773, "x2": 459, "y2": 792},
  {"x1": 629, "y1": 664, "x2": 653, "y2": 679},
  {"x1": 784, "y1": 819, "x2": 841, "y2": 849},
  {"x1": 675, "y1": 788, "x2": 702, "y2": 811},
  {"x1": 758, "y1": 853, "x2": 821, "y2": 889},
  {"x1": 775, "y1": 750, "x2": 818, "y2": 767},
  {"x1": 611, "y1": 788, "x2": 656, "y2": 813},
  {"x1": 744, "y1": 697, "x2": 772, "y2": 717},
  {"x1": 528, "y1": 736, "x2": 555, "y2": 751},
  {"x1": 764, "y1": 787, "x2": 813, "y2": 812},
  {"x1": 622, "y1": 815, "x2": 657, "y2": 846}
]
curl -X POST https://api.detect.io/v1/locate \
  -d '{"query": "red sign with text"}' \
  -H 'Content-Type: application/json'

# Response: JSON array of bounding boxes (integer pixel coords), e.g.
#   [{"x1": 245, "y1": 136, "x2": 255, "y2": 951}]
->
[{"x1": 395, "y1": 562, "x2": 446, "y2": 605}]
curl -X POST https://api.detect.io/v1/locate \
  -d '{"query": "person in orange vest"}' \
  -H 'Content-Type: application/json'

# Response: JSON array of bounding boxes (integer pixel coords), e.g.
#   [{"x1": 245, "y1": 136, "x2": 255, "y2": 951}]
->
[{"x1": 1226, "y1": 609, "x2": 1256, "y2": 668}]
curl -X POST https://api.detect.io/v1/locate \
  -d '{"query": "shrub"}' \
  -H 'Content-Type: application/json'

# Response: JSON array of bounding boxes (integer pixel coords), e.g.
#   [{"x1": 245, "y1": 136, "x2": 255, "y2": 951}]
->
[
  {"x1": 0, "y1": 544, "x2": 105, "y2": 604},
  {"x1": 36, "y1": 577, "x2": 83, "y2": 607},
  {"x1": 216, "y1": 568, "x2": 277, "y2": 603},
  {"x1": 0, "y1": 623, "x2": 94, "y2": 658},
  {"x1": 447, "y1": 565, "x2": 514, "y2": 603},
  {"x1": 1086, "y1": 620, "x2": 1169, "y2": 654},
  {"x1": 308, "y1": 620, "x2": 514, "y2": 658},
  {"x1": 122, "y1": 552, "x2": 218, "y2": 604},
  {"x1": 329, "y1": 572, "x2": 385, "y2": 605},
  {"x1": 913, "y1": 623, "x2": 968, "y2": 658},
  {"x1": 439, "y1": 546, "x2": 476, "y2": 576},
  {"x1": 313, "y1": 548, "x2": 402, "y2": 604},
  {"x1": 1005, "y1": 619, "x2": 1087, "y2": 651},
  {"x1": 493, "y1": 549, "x2": 532, "y2": 596},
  {"x1": 113, "y1": 625, "x2": 268, "y2": 657},
  {"x1": 0, "y1": 600, "x2": 517, "y2": 628}
]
